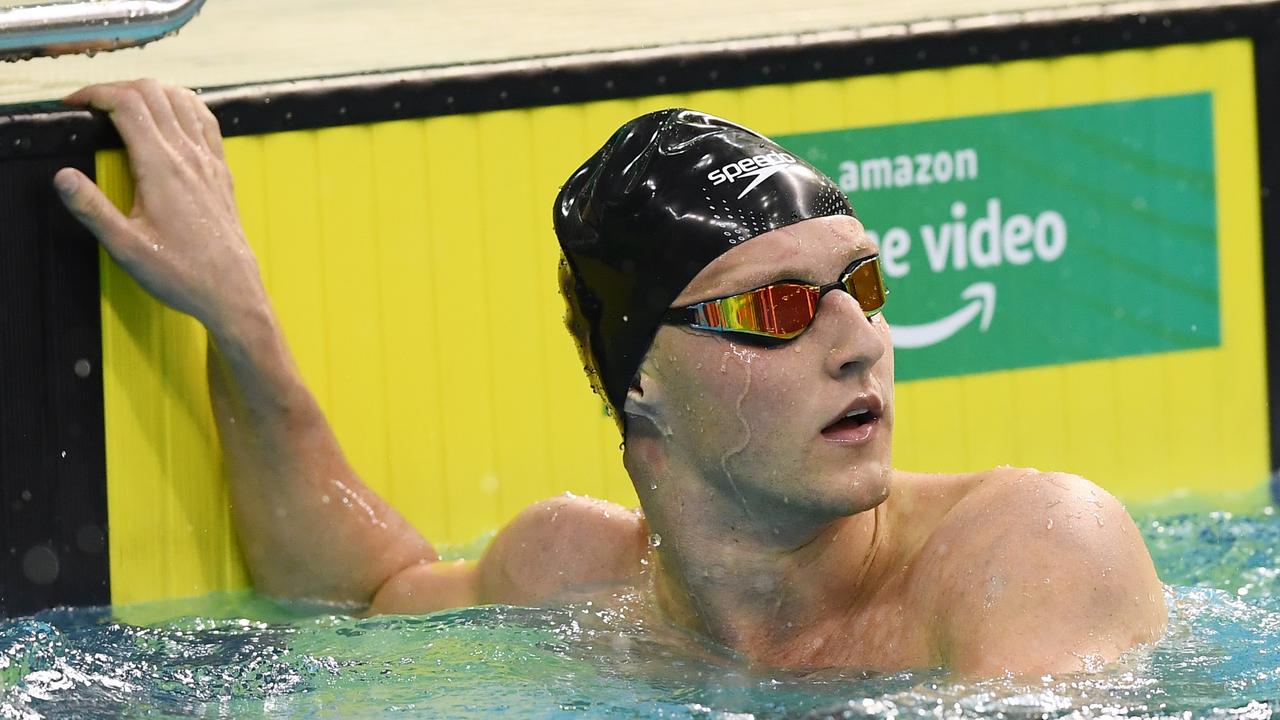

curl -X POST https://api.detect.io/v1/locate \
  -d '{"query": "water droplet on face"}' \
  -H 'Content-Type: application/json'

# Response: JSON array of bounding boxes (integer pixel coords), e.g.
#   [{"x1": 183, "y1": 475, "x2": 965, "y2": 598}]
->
[{"x1": 648, "y1": 533, "x2": 662, "y2": 548}]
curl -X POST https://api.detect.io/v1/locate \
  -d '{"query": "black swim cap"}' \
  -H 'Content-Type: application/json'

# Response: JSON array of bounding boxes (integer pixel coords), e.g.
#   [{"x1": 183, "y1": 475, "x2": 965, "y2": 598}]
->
[{"x1": 554, "y1": 109, "x2": 855, "y2": 432}]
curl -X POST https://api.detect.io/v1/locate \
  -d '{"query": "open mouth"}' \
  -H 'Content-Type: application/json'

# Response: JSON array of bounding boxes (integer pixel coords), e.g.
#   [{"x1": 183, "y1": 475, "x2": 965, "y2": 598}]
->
[{"x1": 822, "y1": 408, "x2": 880, "y2": 439}]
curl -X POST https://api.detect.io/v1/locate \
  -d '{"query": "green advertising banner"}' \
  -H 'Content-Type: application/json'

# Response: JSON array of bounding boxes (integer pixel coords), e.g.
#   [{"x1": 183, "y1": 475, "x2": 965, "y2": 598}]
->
[{"x1": 780, "y1": 92, "x2": 1219, "y2": 381}]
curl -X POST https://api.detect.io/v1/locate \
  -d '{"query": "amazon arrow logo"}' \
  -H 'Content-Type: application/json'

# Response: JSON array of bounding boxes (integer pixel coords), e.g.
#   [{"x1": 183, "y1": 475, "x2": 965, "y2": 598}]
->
[{"x1": 890, "y1": 282, "x2": 996, "y2": 349}]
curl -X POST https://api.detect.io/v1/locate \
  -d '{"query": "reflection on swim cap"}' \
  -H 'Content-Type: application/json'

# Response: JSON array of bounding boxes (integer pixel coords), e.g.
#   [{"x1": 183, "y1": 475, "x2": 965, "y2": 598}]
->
[{"x1": 554, "y1": 109, "x2": 856, "y2": 433}]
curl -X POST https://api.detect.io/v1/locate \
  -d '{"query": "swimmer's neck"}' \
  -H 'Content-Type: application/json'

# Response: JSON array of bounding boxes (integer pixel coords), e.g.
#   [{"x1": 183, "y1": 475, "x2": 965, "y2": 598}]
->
[{"x1": 634, "y1": 469, "x2": 892, "y2": 666}]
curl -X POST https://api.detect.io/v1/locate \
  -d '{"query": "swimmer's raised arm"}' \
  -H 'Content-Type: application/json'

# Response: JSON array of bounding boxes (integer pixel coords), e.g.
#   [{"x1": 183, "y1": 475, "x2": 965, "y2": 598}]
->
[
  {"x1": 53, "y1": 80, "x2": 438, "y2": 605},
  {"x1": 54, "y1": 79, "x2": 647, "y2": 612}
]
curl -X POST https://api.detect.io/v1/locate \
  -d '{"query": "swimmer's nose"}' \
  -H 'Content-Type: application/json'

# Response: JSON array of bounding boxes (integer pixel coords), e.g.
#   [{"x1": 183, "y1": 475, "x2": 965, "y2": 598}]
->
[{"x1": 814, "y1": 289, "x2": 885, "y2": 376}]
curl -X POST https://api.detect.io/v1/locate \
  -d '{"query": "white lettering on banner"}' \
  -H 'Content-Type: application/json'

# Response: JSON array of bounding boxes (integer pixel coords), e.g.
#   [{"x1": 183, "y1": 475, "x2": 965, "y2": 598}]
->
[
  {"x1": 840, "y1": 141, "x2": 1065, "y2": 350},
  {"x1": 865, "y1": 196, "x2": 1069, "y2": 349},
  {"x1": 867, "y1": 197, "x2": 1069, "y2": 279},
  {"x1": 840, "y1": 148, "x2": 978, "y2": 192},
  {"x1": 880, "y1": 227, "x2": 912, "y2": 278}
]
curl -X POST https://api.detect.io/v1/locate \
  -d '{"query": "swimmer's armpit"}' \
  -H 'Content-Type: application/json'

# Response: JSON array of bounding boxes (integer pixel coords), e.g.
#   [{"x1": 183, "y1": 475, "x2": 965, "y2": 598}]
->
[{"x1": 930, "y1": 472, "x2": 1167, "y2": 677}]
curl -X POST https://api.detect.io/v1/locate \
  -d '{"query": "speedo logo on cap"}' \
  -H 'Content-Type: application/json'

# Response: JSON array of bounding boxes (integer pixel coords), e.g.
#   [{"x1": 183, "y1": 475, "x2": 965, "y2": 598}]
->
[{"x1": 707, "y1": 152, "x2": 798, "y2": 199}]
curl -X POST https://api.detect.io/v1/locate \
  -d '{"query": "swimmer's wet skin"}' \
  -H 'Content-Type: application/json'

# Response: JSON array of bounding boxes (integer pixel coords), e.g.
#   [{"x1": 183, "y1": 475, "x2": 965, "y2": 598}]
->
[{"x1": 55, "y1": 81, "x2": 1167, "y2": 678}]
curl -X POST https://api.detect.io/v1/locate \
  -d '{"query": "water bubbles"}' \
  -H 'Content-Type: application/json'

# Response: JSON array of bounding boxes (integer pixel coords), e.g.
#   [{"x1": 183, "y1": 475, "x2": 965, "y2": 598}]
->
[
  {"x1": 648, "y1": 533, "x2": 662, "y2": 548},
  {"x1": 21, "y1": 545, "x2": 59, "y2": 585},
  {"x1": 73, "y1": 359, "x2": 92, "y2": 378}
]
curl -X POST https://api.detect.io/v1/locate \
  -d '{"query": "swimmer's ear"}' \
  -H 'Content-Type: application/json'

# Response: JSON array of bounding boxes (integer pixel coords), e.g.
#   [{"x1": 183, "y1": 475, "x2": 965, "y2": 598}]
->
[{"x1": 623, "y1": 367, "x2": 669, "y2": 434}]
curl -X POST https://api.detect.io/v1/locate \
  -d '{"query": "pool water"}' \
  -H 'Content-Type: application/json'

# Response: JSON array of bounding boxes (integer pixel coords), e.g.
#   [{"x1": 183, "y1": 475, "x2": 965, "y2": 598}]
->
[{"x1": 3, "y1": 508, "x2": 1279, "y2": 718}]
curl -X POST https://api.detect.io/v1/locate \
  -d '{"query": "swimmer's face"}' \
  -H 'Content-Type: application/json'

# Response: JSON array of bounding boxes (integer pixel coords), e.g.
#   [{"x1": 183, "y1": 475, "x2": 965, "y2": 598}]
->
[{"x1": 635, "y1": 215, "x2": 894, "y2": 524}]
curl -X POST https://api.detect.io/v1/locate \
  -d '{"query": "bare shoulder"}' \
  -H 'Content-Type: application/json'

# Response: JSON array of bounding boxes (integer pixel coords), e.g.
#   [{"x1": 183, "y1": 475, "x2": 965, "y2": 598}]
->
[
  {"x1": 912, "y1": 468, "x2": 1167, "y2": 676},
  {"x1": 475, "y1": 494, "x2": 649, "y2": 605},
  {"x1": 883, "y1": 468, "x2": 994, "y2": 555},
  {"x1": 365, "y1": 494, "x2": 645, "y2": 617}
]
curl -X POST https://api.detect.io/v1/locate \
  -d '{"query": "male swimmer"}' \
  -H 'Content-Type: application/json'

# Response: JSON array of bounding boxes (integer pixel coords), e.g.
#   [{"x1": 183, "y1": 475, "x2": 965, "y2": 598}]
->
[{"x1": 54, "y1": 79, "x2": 1166, "y2": 676}]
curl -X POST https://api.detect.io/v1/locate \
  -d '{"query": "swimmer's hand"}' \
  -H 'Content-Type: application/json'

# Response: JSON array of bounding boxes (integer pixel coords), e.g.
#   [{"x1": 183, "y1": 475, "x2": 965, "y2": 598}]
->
[
  {"x1": 50, "y1": 79, "x2": 439, "y2": 604},
  {"x1": 53, "y1": 79, "x2": 263, "y2": 332}
]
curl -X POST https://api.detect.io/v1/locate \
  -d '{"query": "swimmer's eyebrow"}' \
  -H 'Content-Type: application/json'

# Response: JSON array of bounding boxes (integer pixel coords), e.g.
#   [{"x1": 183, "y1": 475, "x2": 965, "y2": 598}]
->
[{"x1": 730, "y1": 248, "x2": 877, "y2": 290}]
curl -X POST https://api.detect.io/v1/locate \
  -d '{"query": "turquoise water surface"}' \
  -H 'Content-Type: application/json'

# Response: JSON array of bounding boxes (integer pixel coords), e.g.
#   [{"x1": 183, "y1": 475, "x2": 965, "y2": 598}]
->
[{"x1": 3, "y1": 509, "x2": 1279, "y2": 718}]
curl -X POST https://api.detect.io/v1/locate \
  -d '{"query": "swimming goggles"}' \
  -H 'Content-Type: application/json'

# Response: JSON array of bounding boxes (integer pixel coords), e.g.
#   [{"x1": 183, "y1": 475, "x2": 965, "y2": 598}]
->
[{"x1": 661, "y1": 254, "x2": 888, "y2": 342}]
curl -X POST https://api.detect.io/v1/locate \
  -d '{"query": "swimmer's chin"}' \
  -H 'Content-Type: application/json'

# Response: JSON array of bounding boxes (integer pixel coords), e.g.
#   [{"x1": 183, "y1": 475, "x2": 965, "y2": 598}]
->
[{"x1": 787, "y1": 475, "x2": 891, "y2": 520}]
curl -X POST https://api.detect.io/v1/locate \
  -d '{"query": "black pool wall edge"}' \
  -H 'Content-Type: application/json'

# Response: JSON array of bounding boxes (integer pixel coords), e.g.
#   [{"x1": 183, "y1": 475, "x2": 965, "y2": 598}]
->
[{"x1": 0, "y1": 153, "x2": 109, "y2": 618}]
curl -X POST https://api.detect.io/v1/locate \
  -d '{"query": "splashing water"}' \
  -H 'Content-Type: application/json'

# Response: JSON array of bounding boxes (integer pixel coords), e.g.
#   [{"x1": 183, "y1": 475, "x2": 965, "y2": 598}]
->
[{"x1": 3, "y1": 511, "x2": 1280, "y2": 718}]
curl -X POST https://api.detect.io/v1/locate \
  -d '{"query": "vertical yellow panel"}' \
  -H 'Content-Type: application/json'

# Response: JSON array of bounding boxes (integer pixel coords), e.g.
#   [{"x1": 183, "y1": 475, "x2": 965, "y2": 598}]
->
[
  {"x1": 476, "y1": 109, "x2": 555, "y2": 521},
  {"x1": 839, "y1": 73, "x2": 898, "y2": 129},
  {"x1": 422, "y1": 114, "x2": 501, "y2": 541},
  {"x1": 685, "y1": 88, "x2": 744, "y2": 122},
  {"x1": 315, "y1": 125, "x2": 391, "y2": 495},
  {"x1": 100, "y1": 149, "x2": 242, "y2": 604},
  {"x1": 890, "y1": 68, "x2": 953, "y2": 125},
  {"x1": 260, "y1": 131, "x2": 330, "y2": 410},
  {"x1": 635, "y1": 93, "x2": 688, "y2": 116},
  {"x1": 738, "y1": 84, "x2": 794, "y2": 134},
  {"x1": 370, "y1": 119, "x2": 448, "y2": 540},
  {"x1": 791, "y1": 79, "x2": 846, "y2": 134},
  {"x1": 1209, "y1": 41, "x2": 1270, "y2": 494}
]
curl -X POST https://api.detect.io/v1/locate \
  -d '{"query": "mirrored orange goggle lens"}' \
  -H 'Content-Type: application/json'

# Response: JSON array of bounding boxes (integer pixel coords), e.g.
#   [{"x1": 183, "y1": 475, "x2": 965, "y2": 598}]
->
[
  {"x1": 701, "y1": 258, "x2": 886, "y2": 339},
  {"x1": 845, "y1": 257, "x2": 887, "y2": 316}
]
